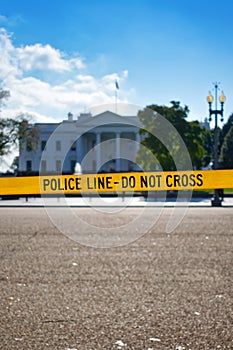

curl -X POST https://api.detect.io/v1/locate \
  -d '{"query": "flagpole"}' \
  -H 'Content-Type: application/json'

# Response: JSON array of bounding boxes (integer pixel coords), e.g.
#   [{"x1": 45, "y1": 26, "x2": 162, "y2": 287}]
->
[
  {"x1": 115, "y1": 80, "x2": 119, "y2": 113},
  {"x1": 115, "y1": 88, "x2": 117, "y2": 113}
]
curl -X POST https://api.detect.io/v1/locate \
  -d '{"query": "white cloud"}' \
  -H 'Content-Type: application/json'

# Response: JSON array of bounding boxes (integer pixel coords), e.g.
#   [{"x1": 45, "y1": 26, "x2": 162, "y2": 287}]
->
[
  {"x1": 16, "y1": 43, "x2": 85, "y2": 72},
  {"x1": 70, "y1": 57, "x2": 85, "y2": 70},
  {"x1": 0, "y1": 28, "x2": 130, "y2": 122},
  {"x1": 0, "y1": 28, "x2": 21, "y2": 79}
]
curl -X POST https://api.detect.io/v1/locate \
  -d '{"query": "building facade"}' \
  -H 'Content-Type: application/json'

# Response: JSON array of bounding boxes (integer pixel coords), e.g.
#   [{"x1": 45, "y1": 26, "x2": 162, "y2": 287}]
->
[{"x1": 18, "y1": 110, "x2": 141, "y2": 175}]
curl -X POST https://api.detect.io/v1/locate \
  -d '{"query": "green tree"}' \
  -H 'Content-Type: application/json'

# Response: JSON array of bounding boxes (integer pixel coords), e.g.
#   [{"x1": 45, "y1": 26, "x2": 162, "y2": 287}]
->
[
  {"x1": 0, "y1": 88, "x2": 39, "y2": 157},
  {"x1": 0, "y1": 88, "x2": 10, "y2": 105},
  {"x1": 219, "y1": 126, "x2": 233, "y2": 169},
  {"x1": 201, "y1": 128, "x2": 214, "y2": 168},
  {"x1": 184, "y1": 120, "x2": 206, "y2": 169},
  {"x1": 0, "y1": 118, "x2": 21, "y2": 156},
  {"x1": 0, "y1": 113, "x2": 40, "y2": 156},
  {"x1": 219, "y1": 113, "x2": 233, "y2": 151},
  {"x1": 136, "y1": 101, "x2": 205, "y2": 171}
]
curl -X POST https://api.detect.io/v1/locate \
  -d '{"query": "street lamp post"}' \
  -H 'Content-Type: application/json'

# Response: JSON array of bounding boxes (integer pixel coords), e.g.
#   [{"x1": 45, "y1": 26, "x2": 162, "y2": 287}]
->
[{"x1": 207, "y1": 82, "x2": 226, "y2": 207}]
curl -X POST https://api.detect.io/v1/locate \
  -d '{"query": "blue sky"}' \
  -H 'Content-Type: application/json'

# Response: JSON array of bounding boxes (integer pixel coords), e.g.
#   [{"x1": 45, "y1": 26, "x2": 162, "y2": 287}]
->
[{"x1": 0, "y1": 0, "x2": 233, "y2": 125}]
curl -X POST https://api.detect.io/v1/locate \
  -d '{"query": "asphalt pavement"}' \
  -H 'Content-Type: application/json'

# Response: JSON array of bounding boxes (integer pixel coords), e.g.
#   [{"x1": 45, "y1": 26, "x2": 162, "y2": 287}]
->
[{"x1": 0, "y1": 206, "x2": 232, "y2": 349}]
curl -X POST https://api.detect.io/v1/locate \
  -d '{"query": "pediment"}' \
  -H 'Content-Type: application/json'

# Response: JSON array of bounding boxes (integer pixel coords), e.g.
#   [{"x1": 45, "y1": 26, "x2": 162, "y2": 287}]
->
[{"x1": 76, "y1": 110, "x2": 139, "y2": 128}]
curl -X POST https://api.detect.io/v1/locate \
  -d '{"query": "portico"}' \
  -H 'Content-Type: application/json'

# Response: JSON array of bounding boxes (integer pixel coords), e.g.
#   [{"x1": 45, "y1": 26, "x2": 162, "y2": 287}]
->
[{"x1": 79, "y1": 129, "x2": 139, "y2": 173}]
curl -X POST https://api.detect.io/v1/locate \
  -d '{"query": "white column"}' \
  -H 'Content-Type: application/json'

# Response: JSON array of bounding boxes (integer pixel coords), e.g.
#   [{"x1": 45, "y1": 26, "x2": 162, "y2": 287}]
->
[
  {"x1": 96, "y1": 132, "x2": 101, "y2": 172},
  {"x1": 116, "y1": 132, "x2": 121, "y2": 171}
]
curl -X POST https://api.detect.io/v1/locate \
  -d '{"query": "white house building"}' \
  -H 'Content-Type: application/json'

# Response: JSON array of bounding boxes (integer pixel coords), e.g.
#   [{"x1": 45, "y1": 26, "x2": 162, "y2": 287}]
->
[{"x1": 18, "y1": 110, "x2": 142, "y2": 175}]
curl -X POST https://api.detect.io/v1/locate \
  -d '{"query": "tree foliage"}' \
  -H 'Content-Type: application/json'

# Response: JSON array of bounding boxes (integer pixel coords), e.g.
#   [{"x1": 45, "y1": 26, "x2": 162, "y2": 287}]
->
[
  {"x1": 219, "y1": 113, "x2": 233, "y2": 151},
  {"x1": 219, "y1": 126, "x2": 233, "y2": 169},
  {"x1": 0, "y1": 89, "x2": 10, "y2": 105},
  {"x1": 136, "y1": 101, "x2": 206, "y2": 171},
  {"x1": 0, "y1": 118, "x2": 20, "y2": 156},
  {"x1": 0, "y1": 114, "x2": 40, "y2": 156},
  {"x1": 201, "y1": 129, "x2": 214, "y2": 168},
  {"x1": 0, "y1": 88, "x2": 39, "y2": 157}
]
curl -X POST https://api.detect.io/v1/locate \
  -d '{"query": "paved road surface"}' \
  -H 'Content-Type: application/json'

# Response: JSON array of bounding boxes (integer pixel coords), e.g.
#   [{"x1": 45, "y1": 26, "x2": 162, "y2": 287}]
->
[{"x1": 0, "y1": 207, "x2": 232, "y2": 349}]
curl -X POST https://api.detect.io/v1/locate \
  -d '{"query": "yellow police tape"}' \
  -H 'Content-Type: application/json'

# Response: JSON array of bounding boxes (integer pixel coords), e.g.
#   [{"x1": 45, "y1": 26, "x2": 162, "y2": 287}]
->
[{"x1": 0, "y1": 170, "x2": 233, "y2": 196}]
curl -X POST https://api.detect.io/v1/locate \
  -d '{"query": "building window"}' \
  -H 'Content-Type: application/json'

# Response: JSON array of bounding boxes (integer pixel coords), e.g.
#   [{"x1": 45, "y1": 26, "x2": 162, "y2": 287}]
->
[
  {"x1": 41, "y1": 160, "x2": 46, "y2": 173},
  {"x1": 41, "y1": 140, "x2": 47, "y2": 151},
  {"x1": 70, "y1": 141, "x2": 76, "y2": 151},
  {"x1": 26, "y1": 139, "x2": 33, "y2": 152},
  {"x1": 56, "y1": 140, "x2": 61, "y2": 151},
  {"x1": 56, "y1": 160, "x2": 62, "y2": 172},
  {"x1": 26, "y1": 160, "x2": 32, "y2": 173}
]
